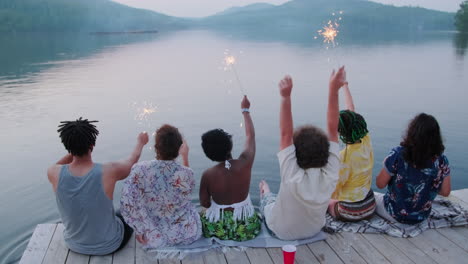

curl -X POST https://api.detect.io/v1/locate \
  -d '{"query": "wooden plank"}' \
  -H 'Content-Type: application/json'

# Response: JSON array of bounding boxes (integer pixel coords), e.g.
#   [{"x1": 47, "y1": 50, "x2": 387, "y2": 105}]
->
[
  {"x1": 452, "y1": 189, "x2": 468, "y2": 205},
  {"x1": 361, "y1": 234, "x2": 414, "y2": 264},
  {"x1": 325, "y1": 233, "x2": 366, "y2": 264},
  {"x1": 408, "y1": 229, "x2": 468, "y2": 264},
  {"x1": 135, "y1": 242, "x2": 157, "y2": 264},
  {"x1": 20, "y1": 224, "x2": 57, "y2": 264},
  {"x1": 340, "y1": 232, "x2": 390, "y2": 264},
  {"x1": 65, "y1": 251, "x2": 90, "y2": 264},
  {"x1": 245, "y1": 248, "x2": 273, "y2": 264},
  {"x1": 295, "y1": 245, "x2": 319, "y2": 264},
  {"x1": 43, "y1": 224, "x2": 69, "y2": 264},
  {"x1": 307, "y1": 241, "x2": 344, "y2": 264},
  {"x1": 436, "y1": 227, "x2": 468, "y2": 252},
  {"x1": 159, "y1": 258, "x2": 180, "y2": 264},
  {"x1": 89, "y1": 254, "x2": 112, "y2": 264},
  {"x1": 385, "y1": 235, "x2": 436, "y2": 264},
  {"x1": 113, "y1": 232, "x2": 136, "y2": 264},
  {"x1": 224, "y1": 250, "x2": 250, "y2": 264},
  {"x1": 203, "y1": 249, "x2": 227, "y2": 264},
  {"x1": 265, "y1": 248, "x2": 283, "y2": 264},
  {"x1": 182, "y1": 253, "x2": 205, "y2": 264}
]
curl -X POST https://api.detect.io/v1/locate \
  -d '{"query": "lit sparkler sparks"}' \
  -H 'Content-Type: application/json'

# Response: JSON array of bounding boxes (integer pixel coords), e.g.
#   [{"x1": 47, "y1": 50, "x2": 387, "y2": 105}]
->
[
  {"x1": 320, "y1": 23, "x2": 339, "y2": 46},
  {"x1": 315, "y1": 11, "x2": 343, "y2": 48},
  {"x1": 134, "y1": 102, "x2": 158, "y2": 123},
  {"x1": 223, "y1": 52, "x2": 246, "y2": 95}
]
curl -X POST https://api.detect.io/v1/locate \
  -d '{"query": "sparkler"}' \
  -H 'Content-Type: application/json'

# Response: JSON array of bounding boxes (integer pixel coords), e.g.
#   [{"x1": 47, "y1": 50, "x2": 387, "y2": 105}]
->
[
  {"x1": 315, "y1": 11, "x2": 343, "y2": 48},
  {"x1": 133, "y1": 101, "x2": 158, "y2": 124},
  {"x1": 224, "y1": 53, "x2": 246, "y2": 96}
]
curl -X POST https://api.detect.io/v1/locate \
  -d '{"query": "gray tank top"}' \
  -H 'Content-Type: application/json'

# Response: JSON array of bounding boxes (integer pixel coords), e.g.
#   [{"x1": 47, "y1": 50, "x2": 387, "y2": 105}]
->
[{"x1": 56, "y1": 164, "x2": 124, "y2": 255}]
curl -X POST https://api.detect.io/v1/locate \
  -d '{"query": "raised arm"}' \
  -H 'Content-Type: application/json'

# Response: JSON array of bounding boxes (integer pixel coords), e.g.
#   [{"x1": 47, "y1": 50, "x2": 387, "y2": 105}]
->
[
  {"x1": 106, "y1": 132, "x2": 149, "y2": 182},
  {"x1": 328, "y1": 66, "x2": 346, "y2": 143},
  {"x1": 343, "y1": 82, "x2": 355, "y2": 112},
  {"x1": 179, "y1": 139, "x2": 190, "y2": 167},
  {"x1": 239, "y1": 96, "x2": 255, "y2": 165},
  {"x1": 279, "y1": 76, "x2": 294, "y2": 150}
]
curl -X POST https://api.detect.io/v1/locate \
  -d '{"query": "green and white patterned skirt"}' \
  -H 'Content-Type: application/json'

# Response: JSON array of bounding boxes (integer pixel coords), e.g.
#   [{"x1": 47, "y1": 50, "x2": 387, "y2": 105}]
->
[{"x1": 200, "y1": 211, "x2": 262, "y2": 241}]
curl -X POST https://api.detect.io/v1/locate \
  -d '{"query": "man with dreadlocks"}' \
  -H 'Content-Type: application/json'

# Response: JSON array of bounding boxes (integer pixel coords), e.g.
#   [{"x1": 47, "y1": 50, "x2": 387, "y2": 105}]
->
[
  {"x1": 47, "y1": 117, "x2": 149, "y2": 255},
  {"x1": 327, "y1": 74, "x2": 376, "y2": 222}
]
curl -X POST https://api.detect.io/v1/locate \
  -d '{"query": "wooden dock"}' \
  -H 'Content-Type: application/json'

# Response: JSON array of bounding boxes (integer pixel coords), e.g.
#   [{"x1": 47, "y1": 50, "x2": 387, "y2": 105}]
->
[{"x1": 20, "y1": 189, "x2": 468, "y2": 264}]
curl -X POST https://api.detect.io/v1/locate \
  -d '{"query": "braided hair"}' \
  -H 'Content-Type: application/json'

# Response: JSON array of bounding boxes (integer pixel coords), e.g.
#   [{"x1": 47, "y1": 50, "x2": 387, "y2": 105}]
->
[
  {"x1": 338, "y1": 110, "x2": 368, "y2": 145},
  {"x1": 57, "y1": 117, "x2": 99, "y2": 156}
]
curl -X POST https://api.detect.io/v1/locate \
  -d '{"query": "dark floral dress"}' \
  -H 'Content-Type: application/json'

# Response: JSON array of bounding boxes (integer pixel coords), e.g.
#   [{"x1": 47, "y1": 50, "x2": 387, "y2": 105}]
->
[{"x1": 383, "y1": 146, "x2": 451, "y2": 224}]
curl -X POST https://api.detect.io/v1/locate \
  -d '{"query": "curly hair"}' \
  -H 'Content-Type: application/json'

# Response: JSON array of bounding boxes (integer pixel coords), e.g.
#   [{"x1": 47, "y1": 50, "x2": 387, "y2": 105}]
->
[
  {"x1": 401, "y1": 113, "x2": 445, "y2": 169},
  {"x1": 293, "y1": 125, "x2": 330, "y2": 169},
  {"x1": 201, "y1": 129, "x2": 233, "y2": 162},
  {"x1": 338, "y1": 110, "x2": 369, "y2": 144},
  {"x1": 57, "y1": 117, "x2": 99, "y2": 157},
  {"x1": 155, "y1": 124, "x2": 183, "y2": 160}
]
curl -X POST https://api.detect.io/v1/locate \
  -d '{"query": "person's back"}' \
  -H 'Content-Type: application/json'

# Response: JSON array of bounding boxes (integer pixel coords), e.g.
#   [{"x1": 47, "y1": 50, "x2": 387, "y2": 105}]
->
[
  {"x1": 259, "y1": 69, "x2": 345, "y2": 240},
  {"x1": 333, "y1": 134, "x2": 373, "y2": 201},
  {"x1": 199, "y1": 96, "x2": 261, "y2": 241},
  {"x1": 47, "y1": 118, "x2": 148, "y2": 255},
  {"x1": 56, "y1": 164, "x2": 123, "y2": 255},
  {"x1": 376, "y1": 113, "x2": 451, "y2": 224},
  {"x1": 120, "y1": 125, "x2": 202, "y2": 248}
]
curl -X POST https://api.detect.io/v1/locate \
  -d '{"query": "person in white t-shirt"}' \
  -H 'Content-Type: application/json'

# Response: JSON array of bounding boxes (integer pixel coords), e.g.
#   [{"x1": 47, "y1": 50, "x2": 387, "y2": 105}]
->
[{"x1": 258, "y1": 67, "x2": 346, "y2": 240}]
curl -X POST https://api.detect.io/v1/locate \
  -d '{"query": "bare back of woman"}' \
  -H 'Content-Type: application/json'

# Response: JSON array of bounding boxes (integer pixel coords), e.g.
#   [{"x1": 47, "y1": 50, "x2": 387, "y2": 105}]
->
[{"x1": 199, "y1": 96, "x2": 261, "y2": 241}]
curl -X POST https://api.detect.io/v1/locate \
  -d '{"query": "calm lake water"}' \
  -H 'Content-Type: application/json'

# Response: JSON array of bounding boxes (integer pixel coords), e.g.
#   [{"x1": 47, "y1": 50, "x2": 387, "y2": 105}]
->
[{"x1": 1, "y1": 30, "x2": 467, "y2": 263}]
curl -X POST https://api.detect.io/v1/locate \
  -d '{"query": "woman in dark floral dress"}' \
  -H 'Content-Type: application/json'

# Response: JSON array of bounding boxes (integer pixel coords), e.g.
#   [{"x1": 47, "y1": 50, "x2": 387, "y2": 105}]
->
[{"x1": 376, "y1": 113, "x2": 451, "y2": 224}]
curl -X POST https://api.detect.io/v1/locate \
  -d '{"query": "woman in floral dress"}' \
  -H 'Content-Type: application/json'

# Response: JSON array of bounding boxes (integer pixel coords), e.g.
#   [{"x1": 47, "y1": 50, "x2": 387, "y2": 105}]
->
[
  {"x1": 120, "y1": 124, "x2": 201, "y2": 248},
  {"x1": 376, "y1": 113, "x2": 451, "y2": 224}
]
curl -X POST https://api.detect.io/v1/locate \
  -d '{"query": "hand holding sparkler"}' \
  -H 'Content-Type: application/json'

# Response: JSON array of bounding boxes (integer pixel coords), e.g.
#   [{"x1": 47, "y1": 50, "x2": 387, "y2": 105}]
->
[
  {"x1": 137, "y1": 131, "x2": 149, "y2": 146},
  {"x1": 329, "y1": 66, "x2": 347, "y2": 92},
  {"x1": 241, "y1": 95, "x2": 250, "y2": 110},
  {"x1": 279, "y1": 75, "x2": 293, "y2": 98}
]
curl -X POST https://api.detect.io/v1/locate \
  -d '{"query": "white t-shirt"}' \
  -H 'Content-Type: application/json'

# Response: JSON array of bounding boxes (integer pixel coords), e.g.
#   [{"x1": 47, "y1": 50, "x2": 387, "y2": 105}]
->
[{"x1": 264, "y1": 142, "x2": 340, "y2": 240}]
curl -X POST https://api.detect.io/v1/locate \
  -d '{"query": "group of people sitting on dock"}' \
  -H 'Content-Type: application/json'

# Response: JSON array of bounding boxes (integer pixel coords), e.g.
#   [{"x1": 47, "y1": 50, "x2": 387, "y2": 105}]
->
[{"x1": 47, "y1": 66, "x2": 451, "y2": 256}]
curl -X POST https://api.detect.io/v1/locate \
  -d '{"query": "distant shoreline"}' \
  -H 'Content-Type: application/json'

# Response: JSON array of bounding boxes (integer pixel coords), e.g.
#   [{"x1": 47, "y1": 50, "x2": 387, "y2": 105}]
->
[{"x1": 90, "y1": 30, "x2": 158, "y2": 35}]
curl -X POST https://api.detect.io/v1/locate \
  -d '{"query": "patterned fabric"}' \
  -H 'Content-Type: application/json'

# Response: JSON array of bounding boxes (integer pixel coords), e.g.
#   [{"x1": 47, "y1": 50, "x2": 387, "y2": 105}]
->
[
  {"x1": 383, "y1": 146, "x2": 451, "y2": 224},
  {"x1": 334, "y1": 190, "x2": 376, "y2": 222},
  {"x1": 200, "y1": 211, "x2": 262, "y2": 241},
  {"x1": 332, "y1": 134, "x2": 374, "y2": 202},
  {"x1": 120, "y1": 160, "x2": 202, "y2": 248},
  {"x1": 325, "y1": 197, "x2": 468, "y2": 238}
]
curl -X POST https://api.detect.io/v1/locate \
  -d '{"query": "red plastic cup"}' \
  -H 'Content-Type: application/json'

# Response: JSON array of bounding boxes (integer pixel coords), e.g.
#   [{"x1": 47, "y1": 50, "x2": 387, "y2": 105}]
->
[{"x1": 282, "y1": 245, "x2": 297, "y2": 264}]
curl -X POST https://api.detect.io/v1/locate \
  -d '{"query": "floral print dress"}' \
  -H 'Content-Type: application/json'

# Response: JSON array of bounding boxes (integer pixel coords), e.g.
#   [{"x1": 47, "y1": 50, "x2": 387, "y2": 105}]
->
[
  {"x1": 120, "y1": 160, "x2": 202, "y2": 248},
  {"x1": 383, "y1": 146, "x2": 451, "y2": 224}
]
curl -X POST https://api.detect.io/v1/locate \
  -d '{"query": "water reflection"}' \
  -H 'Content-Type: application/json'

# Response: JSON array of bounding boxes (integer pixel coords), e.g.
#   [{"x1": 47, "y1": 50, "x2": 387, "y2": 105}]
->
[
  {"x1": 0, "y1": 33, "x2": 159, "y2": 79},
  {"x1": 454, "y1": 32, "x2": 468, "y2": 58}
]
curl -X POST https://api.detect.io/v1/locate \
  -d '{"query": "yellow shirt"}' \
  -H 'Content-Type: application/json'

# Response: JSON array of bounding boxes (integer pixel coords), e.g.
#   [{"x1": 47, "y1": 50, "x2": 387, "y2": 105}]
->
[{"x1": 332, "y1": 134, "x2": 374, "y2": 202}]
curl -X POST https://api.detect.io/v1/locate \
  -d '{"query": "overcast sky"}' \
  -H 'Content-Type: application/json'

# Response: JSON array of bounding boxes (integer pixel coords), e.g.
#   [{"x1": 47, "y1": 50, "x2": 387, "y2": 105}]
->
[{"x1": 112, "y1": 0, "x2": 464, "y2": 17}]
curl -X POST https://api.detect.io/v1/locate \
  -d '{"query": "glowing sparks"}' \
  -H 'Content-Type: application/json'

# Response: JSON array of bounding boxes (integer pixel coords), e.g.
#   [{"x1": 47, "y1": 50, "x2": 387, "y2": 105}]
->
[
  {"x1": 225, "y1": 56, "x2": 236, "y2": 66},
  {"x1": 222, "y1": 51, "x2": 246, "y2": 95},
  {"x1": 314, "y1": 11, "x2": 343, "y2": 48},
  {"x1": 320, "y1": 23, "x2": 339, "y2": 45},
  {"x1": 134, "y1": 102, "x2": 158, "y2": 123}
]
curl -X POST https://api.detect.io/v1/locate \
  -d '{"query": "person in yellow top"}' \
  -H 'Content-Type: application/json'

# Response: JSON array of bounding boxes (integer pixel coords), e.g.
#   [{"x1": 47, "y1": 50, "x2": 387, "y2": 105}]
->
[{"x1": 327, "y1": 76, "x2": 376, "y2": 222}]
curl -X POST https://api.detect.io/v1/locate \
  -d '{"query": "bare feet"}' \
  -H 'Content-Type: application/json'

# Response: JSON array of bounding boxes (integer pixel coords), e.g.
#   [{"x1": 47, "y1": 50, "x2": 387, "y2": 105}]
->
[{"x1": 259, "y1": 180, "x2": 271, "y2": 198}]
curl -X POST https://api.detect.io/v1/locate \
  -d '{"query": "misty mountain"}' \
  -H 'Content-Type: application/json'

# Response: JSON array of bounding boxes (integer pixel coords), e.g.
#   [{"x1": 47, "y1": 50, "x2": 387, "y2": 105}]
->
[
  {"x1": 197, "y1": 0, "x2": 455, "y2": 37},
  {"x1": 214, "y1": 3, "x2": 276, "y2": 16},
  {"x1": 0, "y1": 0, "x2": 185, "y2": 32}
]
